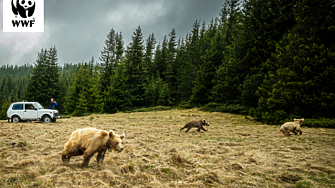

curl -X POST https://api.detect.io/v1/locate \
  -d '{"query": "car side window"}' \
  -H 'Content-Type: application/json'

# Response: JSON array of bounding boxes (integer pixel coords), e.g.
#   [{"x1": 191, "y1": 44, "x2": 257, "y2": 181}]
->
[
  {"x1": 12, "y1": 104, "x2": 23, "y2": 110},
  {"x1": 25, "y1": 104, "x2": 35, "y2": 110}
]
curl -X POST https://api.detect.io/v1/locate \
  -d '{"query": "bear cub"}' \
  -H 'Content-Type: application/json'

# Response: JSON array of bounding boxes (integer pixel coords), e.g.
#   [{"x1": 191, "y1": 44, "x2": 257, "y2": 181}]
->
[
  {"x1": 279, "y1": 118, "x2": 304, "y2": 137},
  {"x1": 180, "y1": 120, "x2": 210, "y2": 133}
]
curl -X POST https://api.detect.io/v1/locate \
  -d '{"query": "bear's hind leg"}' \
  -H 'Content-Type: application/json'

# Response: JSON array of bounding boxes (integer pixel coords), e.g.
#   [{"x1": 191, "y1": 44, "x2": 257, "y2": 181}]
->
[
  {"x1": 185, "y1": 127, "x2": 192, "y2": 133},
  {"x1": 284, "y1": 131, "x2": 291, "y2": 137},
  {"x1": 180, "y1": 125, "x2": 187, "y2": 131},
  {"x1": 66, "y1": 150, "x2": 84, "y2": 163}
]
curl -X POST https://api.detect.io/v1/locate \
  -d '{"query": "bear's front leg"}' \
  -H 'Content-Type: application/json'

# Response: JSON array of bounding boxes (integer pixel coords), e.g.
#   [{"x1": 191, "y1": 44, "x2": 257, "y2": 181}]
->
[
  {"x1": 82, "y1": 150, "x2": 95, "y2": 168},
  {"x1": 96, "y1": 150, "x2": 106, "y2": 166},
  {"x1": 97, "y1": 150, "x2": 106, "y2": 166},
  {"x1": 200, "y1": 126, "x2": 208, "y2": 132}
]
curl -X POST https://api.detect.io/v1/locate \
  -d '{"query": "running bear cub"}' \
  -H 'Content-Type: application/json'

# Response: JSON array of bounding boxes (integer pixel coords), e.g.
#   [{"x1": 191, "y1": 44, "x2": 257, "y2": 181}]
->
[
  {"x1": 279, "y1": 118, "x2": 304, "y2": 137},
  {"x1": 180, "y1": 120, "x2": 210, "y2": 132},
  {"x1": 62, "y1": 128, "x2": 125, "y2": 168}
]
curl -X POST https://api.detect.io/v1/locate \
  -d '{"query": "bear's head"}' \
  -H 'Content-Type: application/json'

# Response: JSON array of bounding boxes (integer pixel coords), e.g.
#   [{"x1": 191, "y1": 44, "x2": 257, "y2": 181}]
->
[
  {"x1": 293, "y1": 118, "x2": 304, "y2": 125},
  {"x1": 108, "y1": 130, "x2": 125, "y2": 152},
  {"x1": 201, "y1": 120, "x2": 210, "y2": 126}
]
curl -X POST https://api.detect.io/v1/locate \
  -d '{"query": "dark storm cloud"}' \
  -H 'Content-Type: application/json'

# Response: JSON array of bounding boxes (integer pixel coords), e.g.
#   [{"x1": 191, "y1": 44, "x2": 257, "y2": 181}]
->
[{"x1": 0, "y1": 0, "x2": 224, "y2": 65}]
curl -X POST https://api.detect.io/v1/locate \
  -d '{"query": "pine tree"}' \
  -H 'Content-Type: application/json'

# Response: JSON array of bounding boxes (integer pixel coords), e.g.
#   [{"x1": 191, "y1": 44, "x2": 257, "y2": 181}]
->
[
  {"x1": 175, "y1": 36, "x2": 196, "y2": 103},
  {"x1": 257, "y1": 0, "x2": 335, "y2": 123},
  {"x1": 166, "y1": 28, "x2": 178, "y2": 102},
  {"x1": 192, "y1": 23, "x2": 223, "y2": 105},
  {"x1": 124, "y1": 26, "x2": 146, "y2": 107},
  {"x1": 144, "y1": 33, "x2": 157, "y2": 78},
  {"x1": 212, "y1": 0, "x2": 296, "y2": 111},
  {"x1": 90, "y1": 65, "x2": 103, "y2": 113},
  {"x1": 104, "y1": 60, "x2": 132, "y2": 112},
  {"x1": 153, "y1": 42, "x2": 162, "y2": 79},
  {"x1": 26, "y1": 48, "x2": 60, "y2": 107},
  {"x1": 99, "y1": 29, "x2": 118, "y2": 95},
  {"x1": 46, "y1": 46, "x2": 61, "y2": 106},
  {"x1": 159, "y1": 36, "x2": 169, "y2": 81},
  {"x1": 72, "y1": 88, "x2": 89, "y2": 116},
  {"x1": 115, "y1": 32, "x2": 125, "y2": 64}
]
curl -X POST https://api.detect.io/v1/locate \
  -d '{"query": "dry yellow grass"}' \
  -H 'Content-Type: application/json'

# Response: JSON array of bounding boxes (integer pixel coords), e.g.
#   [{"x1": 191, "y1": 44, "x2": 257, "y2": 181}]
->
[{"x1": 0, "y1": 108, "x2": 335, "y2": 187}]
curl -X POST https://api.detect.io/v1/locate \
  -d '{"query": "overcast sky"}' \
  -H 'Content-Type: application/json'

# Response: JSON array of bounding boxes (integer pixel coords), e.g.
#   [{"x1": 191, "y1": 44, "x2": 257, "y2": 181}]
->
[{"x1": 0, "y1": 0, "x2": 224, "y2": 66}]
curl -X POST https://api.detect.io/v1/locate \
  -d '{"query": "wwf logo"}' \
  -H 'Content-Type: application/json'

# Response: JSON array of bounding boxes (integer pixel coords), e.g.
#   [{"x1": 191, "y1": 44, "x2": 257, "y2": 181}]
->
[{"x1": 11, "y1": 0, "x2": 35, "y2": 18}]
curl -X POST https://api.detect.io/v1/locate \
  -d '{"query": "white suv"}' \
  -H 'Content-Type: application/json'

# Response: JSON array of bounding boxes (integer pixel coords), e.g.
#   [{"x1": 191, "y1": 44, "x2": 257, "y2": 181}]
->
[{"x1": 6, "y1": 102, "x2": 60, "y2": 123}]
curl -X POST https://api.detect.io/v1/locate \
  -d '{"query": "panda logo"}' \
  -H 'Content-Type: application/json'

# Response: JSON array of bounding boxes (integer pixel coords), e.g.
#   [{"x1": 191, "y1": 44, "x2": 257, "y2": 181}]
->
[{"x1": 11, "y1": 0, "x2": 36, "y2": 18}]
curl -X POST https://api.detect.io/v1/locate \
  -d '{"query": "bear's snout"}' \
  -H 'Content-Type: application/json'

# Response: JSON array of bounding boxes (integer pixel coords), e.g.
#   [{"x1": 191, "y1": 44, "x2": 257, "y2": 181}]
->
[{"x1": 119, "y1": 148, "x2": 124, "y2": 152}]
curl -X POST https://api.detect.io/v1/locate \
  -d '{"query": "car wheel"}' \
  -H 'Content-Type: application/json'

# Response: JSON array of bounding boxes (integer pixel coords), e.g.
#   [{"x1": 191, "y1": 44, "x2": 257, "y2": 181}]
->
[
  {"x1": 43, "y1": 115, "x2": 52, "y2": 123},
  {"x1": 11, "y1": 116, "x2": 21, "y2": 123}
]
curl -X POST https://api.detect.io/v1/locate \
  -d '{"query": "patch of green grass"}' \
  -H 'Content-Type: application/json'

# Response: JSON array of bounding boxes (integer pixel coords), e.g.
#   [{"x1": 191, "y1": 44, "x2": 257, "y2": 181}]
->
[
  {"x1": 60, "y1": 114, "x2": 71, "y2": 119},
  {"x1": 131, "y1": 106, "x2": 172, "y2": 113},
  {"x1": 131, "y1": 124, "x2": 146, "y2": 126},
  {"x1": 39, "y1": 167, "x2": 47, "y2": 175},
  {"x1": 304, "y1": 146, "x2": 312, "y2": 150},
  {"x1": 205, "y1": 137, "x2": 243, "y2": 142},
  {"x1": 17, "y1": 141, "x2": 27, "y2": 147},
  {"x1": 1, "y1": 152, "x2": 6, "y2": 159},
  {"x1": 309, "y1": 173, "x2": 335, "y2": 185},
  {"x1": 144, "y1": 164, "x2": 156, "y2": 169},
  {"x1": 297, "y1": 137, "x2": 307, "y2": 142},
  {"x1": 290, "y1": 146, "x2": 305, "y2": 150},
  {"x1": 225, "y1": 137, "x2": 244, "y2": 142},
  {"x1": 290, "y1": 180, "x2": 313, "y2": 188},
  {"x1": 89, "y1": 117, "x2": 94, "y2": 121},
  {"x1": 161, "y1": 168, "x2": 170, "y2": 173}
]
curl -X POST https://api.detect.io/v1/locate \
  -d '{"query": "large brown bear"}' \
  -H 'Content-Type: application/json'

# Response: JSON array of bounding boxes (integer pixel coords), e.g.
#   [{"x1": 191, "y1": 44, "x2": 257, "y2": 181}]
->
[
  {"x1": 61, "y1": 128, "x2": 125, "y2": 168},
  {"x1": 279, "y1": 118, "x2": 304, "y2": 137}
]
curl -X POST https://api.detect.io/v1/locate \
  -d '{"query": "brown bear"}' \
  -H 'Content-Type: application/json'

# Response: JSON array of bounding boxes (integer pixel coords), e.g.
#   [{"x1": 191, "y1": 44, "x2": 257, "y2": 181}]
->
[
  {"x1": 180, "y1": 120, "x2": 210, "y2": 133},
  {"x1": 61, "y1": 128, "x2": 125, "y2": 168},
  {"x1": 279, "y1": 118, "x2": 304, "y2": 137}
]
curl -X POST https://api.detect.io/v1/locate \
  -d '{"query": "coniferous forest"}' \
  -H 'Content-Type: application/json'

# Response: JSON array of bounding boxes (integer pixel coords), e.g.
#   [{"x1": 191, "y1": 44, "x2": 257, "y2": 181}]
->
[{"x1": 1, "y1": 0, "x2": 334, "y2": 126}]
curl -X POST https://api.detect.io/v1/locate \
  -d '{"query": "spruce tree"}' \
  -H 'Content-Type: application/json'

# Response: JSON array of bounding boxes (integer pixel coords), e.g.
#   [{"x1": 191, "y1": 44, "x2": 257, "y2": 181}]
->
[
  {"x1": 124, "y1": 26, "x2": 146, "y2": 107},
  {"x1": 104, "y1": 60, "x2": 132, "y2": 112},
  {"x1": 46, "y1": 46, "x2": 61, "y2": 106},
  {"x1": 166, "y1": 28, "x2": 178, "y2": 102},
  {"x1": 99, "y1": 29, "x2": 118, "y2": 95},
  {"x1": 192, "y1": 24, "x2": 223, "y2": 105},
  {"x1": 257, "y1": 0, "x2": 335, "y2": 123},
  {"x1": 144, "y1": 33, "x2": 157, "y2": 78},
  {"x1": 26, "y1": 48, "x2": 60, "y2": 107}
]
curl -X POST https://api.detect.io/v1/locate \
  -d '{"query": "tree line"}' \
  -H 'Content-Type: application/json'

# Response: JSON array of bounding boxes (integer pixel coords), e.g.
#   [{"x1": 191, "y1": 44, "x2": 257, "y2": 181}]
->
[{"x1": 1, "y1": 0, "x2": 334, "y2": 126}]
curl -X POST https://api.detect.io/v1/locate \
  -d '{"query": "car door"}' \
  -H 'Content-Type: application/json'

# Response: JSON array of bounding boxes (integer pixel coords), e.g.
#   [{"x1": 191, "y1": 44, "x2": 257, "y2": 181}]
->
[
  {"x1": 11, "y1": 104, "x2": 24, "y2": 119},
  {"x1": 23, "y1": 103, "x2": 38, "y2": 120}
]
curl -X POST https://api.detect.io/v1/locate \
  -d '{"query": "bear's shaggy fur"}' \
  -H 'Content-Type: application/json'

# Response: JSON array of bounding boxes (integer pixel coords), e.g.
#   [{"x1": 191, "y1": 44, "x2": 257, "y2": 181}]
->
[
  {"x1": 61, "y1": 128, "x2": 125, "y2": 168},
  {"x1": 279, "y1": 118, "x2": 304, "y2": 137},
  {"x1": 180, "y1": 120, "x2": 210, "y2": 133}
]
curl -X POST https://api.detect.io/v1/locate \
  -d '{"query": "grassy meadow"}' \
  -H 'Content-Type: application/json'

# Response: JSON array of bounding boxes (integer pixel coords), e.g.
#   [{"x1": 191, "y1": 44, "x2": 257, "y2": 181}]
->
[{"x1": 0, "y1": 109, "x2": 335, "y2": 187}]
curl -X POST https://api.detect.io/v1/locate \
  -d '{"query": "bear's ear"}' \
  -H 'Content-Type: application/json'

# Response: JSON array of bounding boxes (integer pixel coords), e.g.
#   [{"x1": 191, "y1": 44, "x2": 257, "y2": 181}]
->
[
  {"x1": 109, "y1": 130, "x2": 115, "y2": 138},
  {"x1": 294, "y1": 118, "x2": 297, "y2": 121},
  {"x1": 120, "y1": 134, "x2": 125, "y2": 140}
]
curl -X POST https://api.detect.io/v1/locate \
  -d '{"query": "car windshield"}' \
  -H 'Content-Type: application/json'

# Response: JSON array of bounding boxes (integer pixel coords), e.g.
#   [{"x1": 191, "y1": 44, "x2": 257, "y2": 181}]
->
[{"x1": 34, "y1": 103, "x2": 44, "y2": 109}]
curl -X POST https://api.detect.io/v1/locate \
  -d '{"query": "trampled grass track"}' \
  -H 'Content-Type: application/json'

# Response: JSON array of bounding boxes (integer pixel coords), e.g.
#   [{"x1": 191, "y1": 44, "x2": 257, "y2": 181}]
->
[{"x1": 0, "y1": 108, "x2": 335, "y2": 187}]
